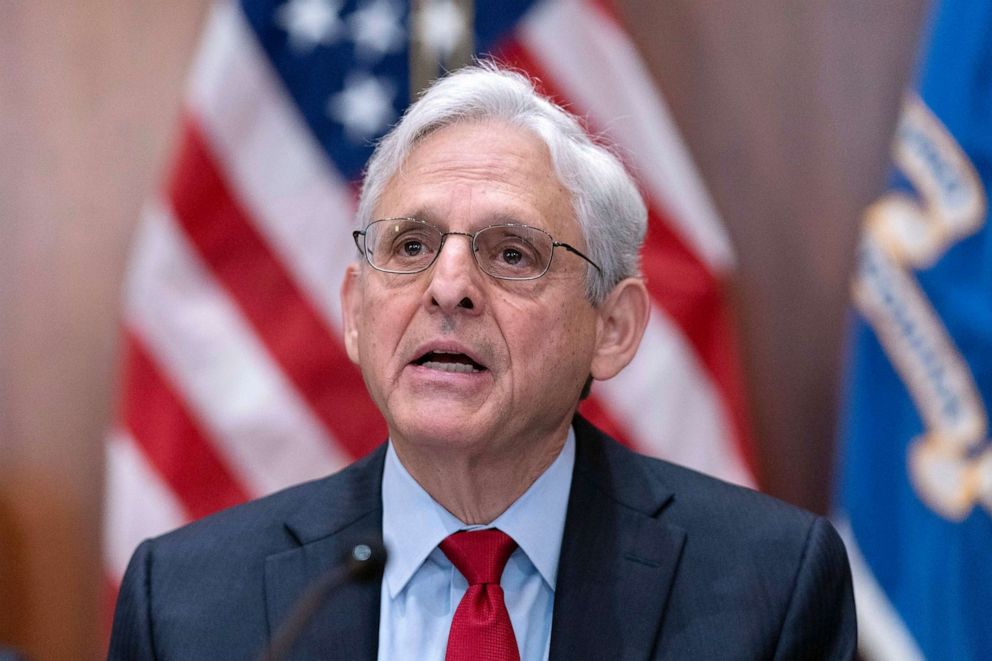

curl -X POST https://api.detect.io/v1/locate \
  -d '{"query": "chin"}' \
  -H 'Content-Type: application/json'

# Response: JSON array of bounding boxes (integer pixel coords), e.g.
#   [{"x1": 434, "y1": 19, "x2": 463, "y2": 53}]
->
[{"x1": 388, "y1": 411, "x2": 487, "y2": 450}]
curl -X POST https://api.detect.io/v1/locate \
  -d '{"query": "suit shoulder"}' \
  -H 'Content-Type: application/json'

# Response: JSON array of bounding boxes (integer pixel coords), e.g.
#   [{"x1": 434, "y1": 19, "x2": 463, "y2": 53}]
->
[
  {"x1": 151, "y1": 476, "x2": 322, "y2": 551},
  {"x1": 576, "y1": 420, "x2": 827, "y2": 550},
  {"x1": 147, "y1": 444, "x2": 386, "y2": 557},
  {"x1": 642, "y1": 453, "x2": 818, "y2": 531},
  {"x1": 634, "y1": 451, "x2": 851, "y2": 587}
]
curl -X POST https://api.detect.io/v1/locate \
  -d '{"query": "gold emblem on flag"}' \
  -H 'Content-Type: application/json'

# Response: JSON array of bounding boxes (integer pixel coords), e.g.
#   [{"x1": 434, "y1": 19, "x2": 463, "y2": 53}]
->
[{"x1": 853, "y1": 94, "x2": 992, "y2": 521}]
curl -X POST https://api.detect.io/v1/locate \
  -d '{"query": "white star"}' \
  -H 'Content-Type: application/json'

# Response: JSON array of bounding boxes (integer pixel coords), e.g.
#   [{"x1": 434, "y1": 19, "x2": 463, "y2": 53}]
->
[
  {"x1": 418, "y1": 0, "x2": 467, "y2": 58},
  {"x1": 275, "y1": 0, "x2": 344, "y2": 53},
  {"x1": 347, "y1": 0, "x2": 406, "y2": 62},
  {"x1": 327, "y1": 73, "x2": 397, "y2": 141}
]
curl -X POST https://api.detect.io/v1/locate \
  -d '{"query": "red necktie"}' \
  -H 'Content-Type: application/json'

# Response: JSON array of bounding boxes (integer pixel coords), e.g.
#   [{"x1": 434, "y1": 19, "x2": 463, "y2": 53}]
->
[{"x1": 440, "y1": 529, "x2": 521, "y2": 661}]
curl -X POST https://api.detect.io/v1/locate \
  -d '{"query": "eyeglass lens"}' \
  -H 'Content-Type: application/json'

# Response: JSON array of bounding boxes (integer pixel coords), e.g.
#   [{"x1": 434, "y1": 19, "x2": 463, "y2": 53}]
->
[{"x1": 364, "y1": 219, "x2": 554, "y2": 279}]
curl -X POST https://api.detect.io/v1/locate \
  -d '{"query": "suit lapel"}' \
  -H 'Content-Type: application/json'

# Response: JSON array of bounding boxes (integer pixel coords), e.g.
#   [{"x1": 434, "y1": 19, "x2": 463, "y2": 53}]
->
[
  {"x1": 259, "y1": 421, "x2": 684, "y2": 659},
  {"x1": 550, "y1": 418, "x2": 686, "y2": 661},
  {"x1": 264, "y1": 446, "x2": 387, "y2": 661}
]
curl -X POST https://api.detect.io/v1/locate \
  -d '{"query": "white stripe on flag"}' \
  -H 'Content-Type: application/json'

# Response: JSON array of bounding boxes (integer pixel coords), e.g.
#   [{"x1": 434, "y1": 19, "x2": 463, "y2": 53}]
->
[
  {"x1": 835, "y1": 517, "x2": 925, "y2": 661},
  {"x1": 596, "y1": 312, "x2": 753, "y2": 486},
  {"x1": 103, "y1": 430, "x2": 187, "y2": 579},
  {"x1": 188, "y1": 0, "x2": 357, "y2": 332},
  {"x1": 125, "y1": 199, "x2": 349, "y2": 496},
  {"x1": 520, "y1": 0, "x2": 735, "y2": 273}
]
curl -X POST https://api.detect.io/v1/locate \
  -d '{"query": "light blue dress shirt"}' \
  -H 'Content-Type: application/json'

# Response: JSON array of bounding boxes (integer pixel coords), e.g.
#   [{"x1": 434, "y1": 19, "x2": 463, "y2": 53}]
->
[{"x1": 377, "y1": 429, "x2": 576, "y2": 661}]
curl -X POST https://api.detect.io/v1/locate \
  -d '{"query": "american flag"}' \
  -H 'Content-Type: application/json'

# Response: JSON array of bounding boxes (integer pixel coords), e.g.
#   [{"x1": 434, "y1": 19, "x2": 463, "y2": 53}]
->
[{"x1": 103, "y1": 0, "x2": 756, "y2": 594}]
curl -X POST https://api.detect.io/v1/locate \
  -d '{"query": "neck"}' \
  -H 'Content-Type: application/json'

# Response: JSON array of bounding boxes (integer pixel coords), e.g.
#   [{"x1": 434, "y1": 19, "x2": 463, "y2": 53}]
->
[{"x1": 392, "y1": 427, "x2": 569, "y2": 525}]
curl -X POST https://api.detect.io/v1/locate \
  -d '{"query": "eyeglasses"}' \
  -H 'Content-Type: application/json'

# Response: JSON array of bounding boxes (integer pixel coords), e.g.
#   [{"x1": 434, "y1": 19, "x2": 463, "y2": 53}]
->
[{"x1": 352, "y1": 217, "x2": 602, "y2": 281}]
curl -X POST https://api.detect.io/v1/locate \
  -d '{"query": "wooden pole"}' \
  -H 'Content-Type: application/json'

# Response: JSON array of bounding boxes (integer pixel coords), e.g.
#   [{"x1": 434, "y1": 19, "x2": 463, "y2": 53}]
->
[{"x1": 409, "y1": 0, "x2": 475, "y2": 101}]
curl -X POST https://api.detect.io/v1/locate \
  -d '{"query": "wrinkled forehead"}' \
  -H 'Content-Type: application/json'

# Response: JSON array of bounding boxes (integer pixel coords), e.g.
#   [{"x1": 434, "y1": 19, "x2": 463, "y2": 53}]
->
[{"x1": 373, "y1": 120, "x2": 581, "y2": 237}]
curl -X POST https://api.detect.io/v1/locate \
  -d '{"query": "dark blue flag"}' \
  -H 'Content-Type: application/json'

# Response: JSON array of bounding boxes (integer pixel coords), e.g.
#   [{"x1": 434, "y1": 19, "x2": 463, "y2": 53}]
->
[{"x1": 837, "y1": 1, "x2": 992, "y2": 659}]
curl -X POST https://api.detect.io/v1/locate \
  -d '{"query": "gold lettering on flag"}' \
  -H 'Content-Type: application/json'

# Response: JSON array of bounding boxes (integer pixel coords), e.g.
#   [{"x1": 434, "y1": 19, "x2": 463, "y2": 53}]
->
[{"x1": 853, "y1": 94, "x2": 992, "y2": 520}]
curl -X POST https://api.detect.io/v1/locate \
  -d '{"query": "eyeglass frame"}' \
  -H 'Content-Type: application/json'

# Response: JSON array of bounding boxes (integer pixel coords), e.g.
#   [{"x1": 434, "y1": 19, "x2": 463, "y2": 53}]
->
[{"x1": 351, "y1": 217, "x2": 603, "y2": 281}]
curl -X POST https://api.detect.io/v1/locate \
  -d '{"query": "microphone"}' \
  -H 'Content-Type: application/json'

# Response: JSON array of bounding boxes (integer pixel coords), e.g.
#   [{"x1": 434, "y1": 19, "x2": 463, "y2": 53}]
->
[{"x1": 260, "y1": 541, "x2": 387, "y2": 661}]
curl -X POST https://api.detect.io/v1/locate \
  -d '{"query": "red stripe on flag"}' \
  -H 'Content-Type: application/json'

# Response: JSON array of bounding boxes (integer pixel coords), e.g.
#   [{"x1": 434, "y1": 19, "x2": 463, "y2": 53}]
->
[
  {"x1": 586, "y1": 0, "x2": 622, "y2": 25},
  {"x1": 166, "y1": 117, "x2": 386, "y2": 459},
  {"x1": 496, "y1": 39, "x2": 756, "y2": 474},
  {"x1": 578, "y1": 395, "x2": 636, "y2": 448},
  {"x1": 120, "y1": 332, "x2": 249, "y2": 518},
  {"x1": 641, "y1": 210, "x2": 755, "y2": 472}
]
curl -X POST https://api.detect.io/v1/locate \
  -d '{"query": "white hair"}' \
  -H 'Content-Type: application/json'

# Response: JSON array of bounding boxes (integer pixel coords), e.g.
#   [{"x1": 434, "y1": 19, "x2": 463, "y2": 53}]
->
[{"x1": 355, "y1": 62, "x2": 647, "y2": 305}]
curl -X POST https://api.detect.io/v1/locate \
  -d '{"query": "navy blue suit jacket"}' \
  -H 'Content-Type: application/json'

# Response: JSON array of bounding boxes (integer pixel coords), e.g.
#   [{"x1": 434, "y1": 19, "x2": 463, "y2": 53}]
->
[{"x1": 109, "y1": 416, "x2": 856, "y2": 659}]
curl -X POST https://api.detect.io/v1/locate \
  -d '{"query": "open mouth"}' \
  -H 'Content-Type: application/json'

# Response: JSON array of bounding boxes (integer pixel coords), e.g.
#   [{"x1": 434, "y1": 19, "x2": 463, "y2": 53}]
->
[{"x1": 412, "y1": 350, "x2": 486, "y2": 374}]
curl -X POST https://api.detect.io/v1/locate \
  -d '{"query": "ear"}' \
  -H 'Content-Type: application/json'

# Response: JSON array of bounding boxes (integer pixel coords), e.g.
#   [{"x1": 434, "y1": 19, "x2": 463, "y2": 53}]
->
[
  {"x1": 590, "y1": 277, "x2": 650, "y2": 381},
  {"x1": 340, "y1": 262, "x2": 363, "y2": 365}
]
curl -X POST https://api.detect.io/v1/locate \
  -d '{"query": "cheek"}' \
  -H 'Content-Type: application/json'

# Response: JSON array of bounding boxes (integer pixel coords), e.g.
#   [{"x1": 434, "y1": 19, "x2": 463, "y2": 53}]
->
[
  {"x1": 508, "y1": 301, "x2": 591, "y2": 370},
  {"x1": 357, "y1": 286, "x2": 411, "y2": 365}
]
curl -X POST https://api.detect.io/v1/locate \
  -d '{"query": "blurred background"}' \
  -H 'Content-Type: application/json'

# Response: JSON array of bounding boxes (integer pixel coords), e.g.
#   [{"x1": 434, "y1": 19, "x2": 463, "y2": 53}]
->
[{"x1": 0, "y1": 1, "x2": 927, "y2": 658}]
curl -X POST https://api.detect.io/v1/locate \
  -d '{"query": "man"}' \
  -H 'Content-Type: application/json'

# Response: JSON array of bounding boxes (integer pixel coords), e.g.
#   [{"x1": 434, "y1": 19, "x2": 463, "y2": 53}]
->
[{"x1": 110, "y1": 64, "x2": 856, "y2": 660}]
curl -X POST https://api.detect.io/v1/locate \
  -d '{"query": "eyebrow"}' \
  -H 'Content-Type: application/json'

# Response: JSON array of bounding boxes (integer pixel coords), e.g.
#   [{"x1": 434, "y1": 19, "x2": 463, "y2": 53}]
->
[{"x1": 390, "y1": 210, "x2": 539, "y2": 230}]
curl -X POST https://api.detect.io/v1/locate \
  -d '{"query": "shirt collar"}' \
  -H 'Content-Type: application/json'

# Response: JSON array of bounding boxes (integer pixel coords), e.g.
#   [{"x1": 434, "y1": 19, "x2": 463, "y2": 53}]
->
[{"x1": 381, "y1": 427, "x2": 575, "y2": 598}]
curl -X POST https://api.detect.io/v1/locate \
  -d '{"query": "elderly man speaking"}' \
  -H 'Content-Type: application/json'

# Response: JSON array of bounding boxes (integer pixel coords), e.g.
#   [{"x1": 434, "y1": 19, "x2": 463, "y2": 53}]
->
[{"x1": 110, "y1": 64, "x2": 856, "y2": 660}]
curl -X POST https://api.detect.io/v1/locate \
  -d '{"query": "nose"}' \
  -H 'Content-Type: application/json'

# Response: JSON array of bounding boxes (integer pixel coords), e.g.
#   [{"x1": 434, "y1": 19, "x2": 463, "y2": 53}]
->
[{"x1": 423, "y1": 233, "x2": 483, "y2": 314}]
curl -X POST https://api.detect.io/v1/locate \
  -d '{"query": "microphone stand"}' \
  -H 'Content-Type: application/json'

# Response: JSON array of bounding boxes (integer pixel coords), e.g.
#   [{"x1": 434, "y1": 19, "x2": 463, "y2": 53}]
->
[{"x1": 259, "y1": 541, "x2": 387, "y2": 661}]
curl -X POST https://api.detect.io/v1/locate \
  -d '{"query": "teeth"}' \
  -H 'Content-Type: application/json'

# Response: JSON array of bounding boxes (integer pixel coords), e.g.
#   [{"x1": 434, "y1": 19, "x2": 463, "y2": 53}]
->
[{"x1": 422, "y1": 361, "x2": 480, "y2": 373}]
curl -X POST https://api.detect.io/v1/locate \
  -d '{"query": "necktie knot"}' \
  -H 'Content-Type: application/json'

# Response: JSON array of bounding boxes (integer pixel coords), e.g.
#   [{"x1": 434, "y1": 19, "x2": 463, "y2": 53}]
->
[
  {"x1": 440, "y1": 529, "x2": 517, "y2": 586},
  {"x1": 440, "y1": 528, "x2": 520, "y2": 661}
]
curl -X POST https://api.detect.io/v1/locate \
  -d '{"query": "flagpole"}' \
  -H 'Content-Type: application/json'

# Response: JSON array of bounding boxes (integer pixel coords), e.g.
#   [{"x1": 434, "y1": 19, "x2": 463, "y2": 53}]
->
[{"x1": 409, "y1": 0, "x2": 475, "y2": 101}]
